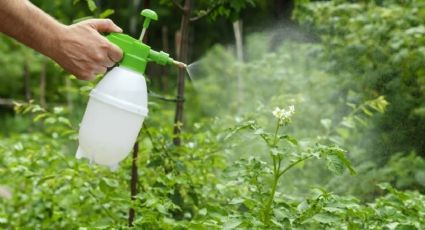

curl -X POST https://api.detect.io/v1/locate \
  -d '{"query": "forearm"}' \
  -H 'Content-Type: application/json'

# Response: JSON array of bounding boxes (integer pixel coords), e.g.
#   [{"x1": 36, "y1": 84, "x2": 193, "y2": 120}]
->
[
  {"x1": 0, "y1": 0, "x2": 123, "y2": 80},
  {"x1": 0, "y1": 0, "x2": 64, "y2": 59}
]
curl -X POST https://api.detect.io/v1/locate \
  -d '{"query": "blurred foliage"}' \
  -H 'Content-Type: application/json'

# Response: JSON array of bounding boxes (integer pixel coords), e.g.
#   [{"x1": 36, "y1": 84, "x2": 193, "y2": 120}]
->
[
  {"x1": 0, "y1": 0, "x2": 424, "y2": 228},
  {"x1": 294, "y1": 0, "x2": 425, "y2": 157}
]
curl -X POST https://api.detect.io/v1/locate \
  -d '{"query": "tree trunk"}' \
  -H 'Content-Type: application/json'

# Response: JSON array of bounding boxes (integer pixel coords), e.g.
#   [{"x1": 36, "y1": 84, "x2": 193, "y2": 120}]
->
[
  {"x1": 174, "y1": 30, "x2": 182, "y2": 62},
  {"x1": 274, "y1": 0, "x2": 294, "y2": 21},
  {"x1": 233, "y1": 20, "x2": 244, "y2": 62},
  {"x1": 39, "y1": 60, "x2": 47, "y2": 108},
  {"x1": 23, "y1": 62, "x2": 31, "y2": 101},
  {"x1": 173, "y1": 0, "x2": 192, "y2": 146},
  {"x1": 0, "y1": 98, "x2": 14, "y2": 107},
  {"x1": 233, "y1": 19, "x2": 244, "y2": 113},
  {"x1": 65, "y1": 77, "x2": 73, "y2": 111},
  {"x1": 129, "y1": 0, "x2": 141, "y2": 36},
  {"x1": 160, "y1": 25, "x2": 169, "y2": 91}
]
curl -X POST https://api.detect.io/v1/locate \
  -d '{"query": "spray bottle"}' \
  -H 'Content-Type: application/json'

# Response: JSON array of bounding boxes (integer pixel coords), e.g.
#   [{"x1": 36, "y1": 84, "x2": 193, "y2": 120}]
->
[{"x1": 76, "y1": 9, "x2": 185, "y2": 170}]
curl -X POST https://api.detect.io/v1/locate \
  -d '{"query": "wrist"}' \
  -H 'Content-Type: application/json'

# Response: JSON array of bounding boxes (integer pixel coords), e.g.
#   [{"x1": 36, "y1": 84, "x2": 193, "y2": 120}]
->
[{"x1": 44, "y1": 23, "x2": 68, "y2": 60}]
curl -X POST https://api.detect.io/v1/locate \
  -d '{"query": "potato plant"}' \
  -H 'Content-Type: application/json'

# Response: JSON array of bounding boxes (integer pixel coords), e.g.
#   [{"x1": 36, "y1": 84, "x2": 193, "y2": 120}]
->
[{"x1": 0, "y1": 94, "x2": 423, "y2": 229}]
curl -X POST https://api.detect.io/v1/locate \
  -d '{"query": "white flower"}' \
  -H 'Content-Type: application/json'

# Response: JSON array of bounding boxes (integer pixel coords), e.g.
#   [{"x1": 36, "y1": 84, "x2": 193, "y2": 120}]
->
[
  {"x1": 272, "y1": 105, "x2": 295, "y2": 125},
  {"x1": 288, "y1": 105, "x2": 295, "y2": 114},
  {"x1": 272, "y1": 107, "x2": 282, "y2": 118}
]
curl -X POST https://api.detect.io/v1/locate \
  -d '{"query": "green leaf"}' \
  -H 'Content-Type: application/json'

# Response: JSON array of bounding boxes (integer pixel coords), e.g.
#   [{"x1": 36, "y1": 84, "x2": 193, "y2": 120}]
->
[
  {"x1": 377, "y1": 182, "x2": 392, "y2": 191},
  {"x1": 331, "y1": 149, "x2": 356, "y2": 175},
  {"x1": 281, "y1": 135, "x2": 298, "y2": 145},
  {"x1": 319, "y1": 145, "x2": 356, "y2": 175},
  {"x1": 229, "y1": 197, "x2": 244, "y2": 205},
  {"x1": 58, "y1": 117, "x2": 72, "y2": 127},
  {"x1": 326, "y1": 155, "x2": 345, "y2": 175},
  {"x1": 223, "y1": 218, "x2": 242, "y2": 230},
  {"x1": 53, "y1": 107, "x2": 64, "y2": 114},
  {"x1": 99, "y1": 178, "x2": 119, "y2": 193},
  {"x1": 99, "y1": 9, "x2": 115, "y2": 18},
  {"x1": 414, "y1": 170, "x2": 425, "y2": 187},
  {"x1": 361, "y1": 107, "x2": 373, "y2": 116},
  {"x1": 86, "y1": 0, "x2": 97, "y2": 12},
  {"x1": 33, "y1": 113, "x2": 49, "y2": 122},
  {"x1": 271, "y1": 148, "x2": 286, "y2": 157},
  {"x1": 341, "y1": 117, "x2": 355, "y2": 129},
  {"x1": 44, "y1": 117, "x2": 57, "y2": 125},
  {"x1": 354, "y1": 116, "x2": 367, "y2": 127},
  {"x1": 198, "y1": 208, "x2": 207, "y2": 216},
  {"x1": 312, "y1": 212, "x2": 339, "y2": 224},
  {"x1": 37, "y1": 175, "x2": 56, "y2": 185},
  {"x1": 14, "y1": 142, "x2": 23, "y2": 151},
  {"x1": 31, "y1": 105, "x2": 44, "y2": 113},
  {"x1": 320, "y1": 119, "x2": 332, "y2": 130},
  {"x1": 224, "y1": 120, "x2": 255, "y2": 140},
  {"x1": 102, "y1": 178, "x2": 118, "y2": 188}
]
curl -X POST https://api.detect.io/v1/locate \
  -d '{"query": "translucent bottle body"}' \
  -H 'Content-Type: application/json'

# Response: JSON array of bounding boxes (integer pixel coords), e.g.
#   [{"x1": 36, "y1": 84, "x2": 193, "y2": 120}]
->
[{"x1": 76, "y1": 67, "x2": 148, "y2": 170}]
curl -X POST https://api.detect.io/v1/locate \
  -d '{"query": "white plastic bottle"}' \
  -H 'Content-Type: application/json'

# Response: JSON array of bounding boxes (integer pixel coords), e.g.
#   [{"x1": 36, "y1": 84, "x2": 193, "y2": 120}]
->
[
  {"x1": 76, "y1": 66, "x2": 148, "y2": 170},
  {"x1": 75, "y1": 23, "x2": 185, "y2": 170}
]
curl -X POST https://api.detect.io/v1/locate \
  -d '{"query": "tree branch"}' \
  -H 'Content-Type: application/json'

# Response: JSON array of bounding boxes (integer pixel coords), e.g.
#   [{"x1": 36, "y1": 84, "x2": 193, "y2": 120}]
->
[
  {"x1": 190, "y1": 4, "x2": 218, "y2": 22},
  {"x1": 0, "y1": 98, "x2": 15, "y2": 107},
  {"x1": 171, "y1": 0, "x2": 184, "y2": 11},
  {"x1": 148, "y1": 91, "x2": 184, "y2": 102}
]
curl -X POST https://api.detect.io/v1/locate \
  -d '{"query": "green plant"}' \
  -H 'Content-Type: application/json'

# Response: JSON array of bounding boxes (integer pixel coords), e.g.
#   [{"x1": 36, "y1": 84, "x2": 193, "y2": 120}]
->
[{"x1": 223, "y1": 105, "x2": 356, "y2": 227}]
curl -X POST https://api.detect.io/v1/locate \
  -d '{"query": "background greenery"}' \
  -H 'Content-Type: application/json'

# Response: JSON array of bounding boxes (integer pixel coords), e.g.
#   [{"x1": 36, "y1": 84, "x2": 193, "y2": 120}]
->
[{"x1": 0, "y1": 0, "x2": 424, "y2": 229}]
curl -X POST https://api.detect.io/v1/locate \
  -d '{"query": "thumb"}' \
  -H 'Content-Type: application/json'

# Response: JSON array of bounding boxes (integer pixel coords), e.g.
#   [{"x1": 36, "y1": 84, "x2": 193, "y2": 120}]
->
[{"x1": 87, "y1": 19, "x2": 123, "y2": 33}]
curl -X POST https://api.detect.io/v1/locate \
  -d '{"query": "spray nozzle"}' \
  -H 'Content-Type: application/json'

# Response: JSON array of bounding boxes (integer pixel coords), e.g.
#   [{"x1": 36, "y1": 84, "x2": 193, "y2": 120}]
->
[
  {"x1": 173, "y1": 61, "x2": 187, "y2": 69},
  {"x1": 147, "y1": 50, "x2": 187, "y2": 69}
]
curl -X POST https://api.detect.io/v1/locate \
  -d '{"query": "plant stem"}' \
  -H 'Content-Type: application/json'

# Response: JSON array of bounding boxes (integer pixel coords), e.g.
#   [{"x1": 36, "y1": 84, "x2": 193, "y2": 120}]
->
[
  {"x1": 272, "y1": 120, "x2": 280, "y2": 146},
  {"x1": 263, "y1": 120, "x2": 281, "y2": 223},
  {"x1": 263, "y1": 156, "x2": 313, "y2": 223},
  {"x1": 263, "y1": 172, "x2": 280, "y2": 223},
  {"x1": 278, "y1": 156, "x2": 313, "y2": 177}
]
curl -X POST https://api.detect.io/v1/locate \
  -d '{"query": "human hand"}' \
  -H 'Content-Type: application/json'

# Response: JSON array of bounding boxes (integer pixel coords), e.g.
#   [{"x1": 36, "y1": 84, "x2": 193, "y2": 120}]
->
[{"x1": 51, "y1": 19, "x2": 123, "y2": 80}]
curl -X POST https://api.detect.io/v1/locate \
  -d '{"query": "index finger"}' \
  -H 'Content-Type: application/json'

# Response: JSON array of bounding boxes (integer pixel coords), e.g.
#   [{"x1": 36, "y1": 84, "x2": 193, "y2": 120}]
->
[
  {"x1": 108, "y1": 43, "x2": 123, "y2": 63},
  {"x1": 87, "y1": 19, "x2": 123, "y2": 33}
]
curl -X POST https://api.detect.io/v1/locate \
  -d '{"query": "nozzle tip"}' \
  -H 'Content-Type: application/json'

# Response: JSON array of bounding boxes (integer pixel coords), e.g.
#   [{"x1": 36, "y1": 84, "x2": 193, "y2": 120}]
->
[{"x1": 173, "y1": 60, "x2": 187, "y2": 69}]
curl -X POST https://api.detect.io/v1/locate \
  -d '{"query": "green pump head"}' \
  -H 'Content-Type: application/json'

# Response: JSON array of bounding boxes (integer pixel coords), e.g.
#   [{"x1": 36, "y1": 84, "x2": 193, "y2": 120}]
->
[
  {"x1": 141, "y1": 9, "x2": 158, "y2": 30},
  {"x1": 106, "y1": 9, "x2": 186, "y2": 74}
]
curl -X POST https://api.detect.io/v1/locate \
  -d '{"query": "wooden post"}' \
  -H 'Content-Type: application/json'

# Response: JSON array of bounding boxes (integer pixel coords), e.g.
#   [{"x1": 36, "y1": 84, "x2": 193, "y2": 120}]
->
[
  {"x1": 173, "y1": 0, "x2": 192, "y2": 146},
  {"x1": 128, "y1": 141, "x2": 139, "y2": 227}
]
